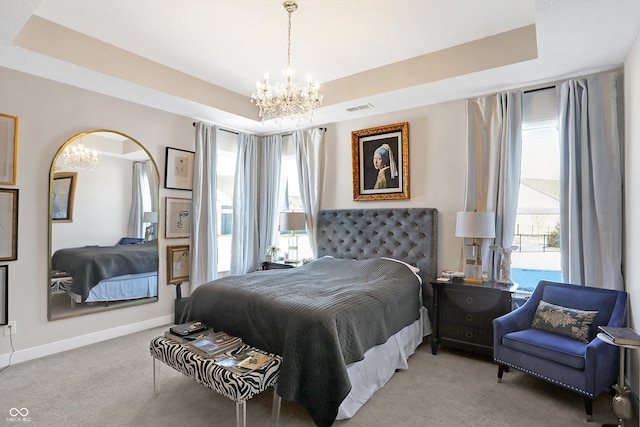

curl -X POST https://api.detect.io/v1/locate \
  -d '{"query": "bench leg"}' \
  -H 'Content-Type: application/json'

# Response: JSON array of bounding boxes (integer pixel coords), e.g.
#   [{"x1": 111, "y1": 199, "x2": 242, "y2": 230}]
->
[
  {"x1": 236, "y1": 401, "x2": 246, "y2": 427},
  {"x1": 152, "y1": 357, "x2": 159, "y2": 396},
  {"x1": 271, "y1": 389, "x2": 281, "y2": 426}
]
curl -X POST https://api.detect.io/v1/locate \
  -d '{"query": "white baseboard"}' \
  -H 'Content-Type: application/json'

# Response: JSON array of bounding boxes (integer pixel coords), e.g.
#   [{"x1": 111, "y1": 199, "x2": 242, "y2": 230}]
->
[{"x1": 0, "y1": 314, "x2": 173, "y2": 367}]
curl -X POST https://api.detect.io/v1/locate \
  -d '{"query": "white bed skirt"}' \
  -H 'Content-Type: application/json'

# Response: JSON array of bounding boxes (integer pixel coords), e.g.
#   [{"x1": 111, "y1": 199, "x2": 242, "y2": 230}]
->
[
  {"x1": 336, "y1": 306, "x2": 432, "y2": 420},
  {"x1": 69, "y1": 272, "x2": 158, "y2": 303}
]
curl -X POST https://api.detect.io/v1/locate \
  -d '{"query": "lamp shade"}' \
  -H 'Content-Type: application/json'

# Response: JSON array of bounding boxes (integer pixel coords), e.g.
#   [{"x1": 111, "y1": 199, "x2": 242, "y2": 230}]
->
[
  {"x1": 143, "y1": 211, "x2": 158, "y2": 224},
  {"x1": 279, "y1": 211, "x2": 306, "y2": 232},
  {"x1": 455, "y1": 211, "x2": 496, "y2": 238}
]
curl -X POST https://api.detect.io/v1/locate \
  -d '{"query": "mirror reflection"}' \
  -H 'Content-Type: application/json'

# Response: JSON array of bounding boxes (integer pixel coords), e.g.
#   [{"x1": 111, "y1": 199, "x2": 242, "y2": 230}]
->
[{"x1": 48, "y1": 130, "x2": 159, "y2": 320}]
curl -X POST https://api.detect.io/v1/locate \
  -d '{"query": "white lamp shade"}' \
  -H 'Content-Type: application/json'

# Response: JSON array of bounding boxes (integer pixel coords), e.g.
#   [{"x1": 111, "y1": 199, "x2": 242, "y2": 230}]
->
[
  {"x1": 279, "y1": 211, "x2": 306, "y2": 232},
  {"x1": 143, "y1": 211, "x2": 158, "y2": 223},
  {"x1": 455, "y1": 211, "x2": 496, "y2": 238}
]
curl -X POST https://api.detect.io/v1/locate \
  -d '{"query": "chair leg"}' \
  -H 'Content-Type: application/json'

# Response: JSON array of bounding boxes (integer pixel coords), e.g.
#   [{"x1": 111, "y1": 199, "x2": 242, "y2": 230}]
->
[
  {"x1": 497, "y1": 364, "x2": 505, "y2": 383},
  {"x1": 583, "y1": 397, "x2": 593, "y2": 422}
]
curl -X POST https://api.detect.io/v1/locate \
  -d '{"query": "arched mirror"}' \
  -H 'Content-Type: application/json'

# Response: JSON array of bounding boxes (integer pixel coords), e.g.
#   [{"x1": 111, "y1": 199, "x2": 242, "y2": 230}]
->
[{"x1": 48, "y1": 130, "x2": 159, "y2": 320}]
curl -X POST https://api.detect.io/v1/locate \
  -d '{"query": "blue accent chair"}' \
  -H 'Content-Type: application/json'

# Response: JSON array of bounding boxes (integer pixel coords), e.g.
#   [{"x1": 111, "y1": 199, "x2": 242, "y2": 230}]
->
[{"x1": 493, "y1": 280, "x2": 627, "y2": 421}]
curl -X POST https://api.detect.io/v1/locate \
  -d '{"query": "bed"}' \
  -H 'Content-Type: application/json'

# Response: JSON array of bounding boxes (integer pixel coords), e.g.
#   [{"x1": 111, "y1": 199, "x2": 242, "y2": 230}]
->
[
  {"x1": 184, "y1": 208, "x2": 437, "y2": 426},
  {"x1": 51, "y1": 239, "x2": 158, "y2": 303}
]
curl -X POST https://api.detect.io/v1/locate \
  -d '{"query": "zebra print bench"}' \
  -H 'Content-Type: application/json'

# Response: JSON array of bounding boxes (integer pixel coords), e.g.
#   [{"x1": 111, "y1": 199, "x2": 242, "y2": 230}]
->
[{"x1": 150, "y1": 336, "x2": 282, "y2": 427}]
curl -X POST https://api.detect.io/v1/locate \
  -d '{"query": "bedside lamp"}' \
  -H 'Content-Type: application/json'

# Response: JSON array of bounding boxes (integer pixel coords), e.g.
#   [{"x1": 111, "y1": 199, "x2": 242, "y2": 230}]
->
[
  {"x1": 143, "y1": 211, "x2": 158, "y2": 241},
  {"x1": 279, "y1": 211, "x2": 306, "y2": 262},
  {"x1": 455, "y1": 211, "x2": 496, "y2": 279}
]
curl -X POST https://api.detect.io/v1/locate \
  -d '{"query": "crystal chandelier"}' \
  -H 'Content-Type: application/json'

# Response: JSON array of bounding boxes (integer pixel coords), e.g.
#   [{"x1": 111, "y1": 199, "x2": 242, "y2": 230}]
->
[
  {"x1": 63, "y1": 143, "x2": 99, "y2": 170},
  {"x1": 251, "y1": 1, "x2": 323, "y2": 124}
]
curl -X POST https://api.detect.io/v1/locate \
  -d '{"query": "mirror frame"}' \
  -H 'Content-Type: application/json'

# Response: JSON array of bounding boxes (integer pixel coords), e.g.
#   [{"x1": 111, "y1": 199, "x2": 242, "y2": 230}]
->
[{"x1": 47, "y1": 129, "x2": 160, "y2": 320}]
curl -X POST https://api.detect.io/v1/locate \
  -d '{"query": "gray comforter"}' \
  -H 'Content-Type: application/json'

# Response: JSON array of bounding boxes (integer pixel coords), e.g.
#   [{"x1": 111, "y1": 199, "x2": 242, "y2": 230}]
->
[
  {"x1": 51, "y1": 240, "x2": 158, "y2": 301},
  {"x1": 184, "y1": 257, "x2": 422, "y2": 426}
]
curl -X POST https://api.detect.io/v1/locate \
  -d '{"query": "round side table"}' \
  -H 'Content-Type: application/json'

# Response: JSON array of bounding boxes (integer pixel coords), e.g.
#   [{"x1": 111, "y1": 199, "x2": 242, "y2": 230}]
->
[{"x1": 597, "y1": 332, "x2": 639, "y2": 427}]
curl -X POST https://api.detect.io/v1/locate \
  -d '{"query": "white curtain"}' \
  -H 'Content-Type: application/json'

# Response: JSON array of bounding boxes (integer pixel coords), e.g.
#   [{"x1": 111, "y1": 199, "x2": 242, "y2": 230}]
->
[
  {"x1": 190, "y1": 122, "x2": 219, "y2": 289},
  {"x1": 127, "y1": 160, "x2": 158, "y2": 239},
  {"x1": 230, "y1": 133, "x2": 259, "y2": 274},
  {"x1": 295, "y1": 128, "x2": 326, "y2": 258},
  {"x1": 465, "y1": 92, "x2": 523, "y2": 280},
  {"x1": 558, "y1": 72, "x2": 624, "y2": 290},
  {"x1": 258, "y1": 135, "x2": 283, "y2": 263}
]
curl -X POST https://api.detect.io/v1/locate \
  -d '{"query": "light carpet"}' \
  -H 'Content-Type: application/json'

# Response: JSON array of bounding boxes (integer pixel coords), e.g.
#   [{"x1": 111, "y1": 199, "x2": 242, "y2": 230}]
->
[{"x1": 0, "y1": 326, "x2": 636, "y2": 426}]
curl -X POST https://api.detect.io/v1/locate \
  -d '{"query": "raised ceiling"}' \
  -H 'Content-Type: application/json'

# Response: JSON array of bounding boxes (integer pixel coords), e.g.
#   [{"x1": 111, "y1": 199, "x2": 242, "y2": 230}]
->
[{"x1": 2, "y1": 0, "x2": 640, "y2": 134}]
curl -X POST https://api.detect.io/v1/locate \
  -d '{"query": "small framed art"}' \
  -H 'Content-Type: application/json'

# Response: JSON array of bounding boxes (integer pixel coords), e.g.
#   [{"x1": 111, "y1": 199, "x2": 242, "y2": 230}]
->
[
  {"x1": 0, "y1": 189, "x2": 18, "y2": 261},
  {"x1": 167, "y1": 245, "x2": 190, "y2": 284},
  {"x1": 0, "y1": 265, "x2": 7, "y2": 326},
  {"x1": 52, "y1": 172, "x2": 77, "y2": 222},
  {"x1": 165, "y1": 197, "x2": 192, "y2": 239},
  {"x1": 0, "y1": 113, "x2": 18, "y2": 185},
  {"x1": 351, "y1": 122, "x2": 410, "y2": 201},
  {"x1": 164, "y1": 147, "x2": 194, "y2": 191}
]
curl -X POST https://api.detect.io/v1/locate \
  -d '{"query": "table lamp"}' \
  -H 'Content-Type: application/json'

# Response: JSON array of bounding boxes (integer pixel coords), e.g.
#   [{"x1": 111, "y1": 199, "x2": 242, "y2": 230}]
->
[
  {"x1": 455, "y1": 211, "x2": 496, "y2": 279},
  {"x1": 279, "y1": 211, "x2": 306, "y2": 262}
]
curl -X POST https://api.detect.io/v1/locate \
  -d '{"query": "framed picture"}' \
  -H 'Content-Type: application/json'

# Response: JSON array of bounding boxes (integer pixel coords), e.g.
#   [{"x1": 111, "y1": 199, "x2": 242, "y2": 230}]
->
[
  {"x1": 165, "y1": 197, "x2": 192, "y2": 239},
  {"x1": 351, "y1": 122, "x2": 410, "y2": 201},
  {"x1": 0, "y1": 189, "x2": 18, "y2": 261},
  {"x1": 52, "y1": 172, "x2": 77, "y2": 222},
  {"x1": 167, "y1": 245, "x2": 190, "y2": 284},
  {"x1": 164, "y1": 147, "x2": 194, "y2": 191},
  {"x1": 0, "y1": 265, "x2": 7, "y2": 326},
  {"x1": 0, "y1": 113, "x2": 18, "y2": 185}
]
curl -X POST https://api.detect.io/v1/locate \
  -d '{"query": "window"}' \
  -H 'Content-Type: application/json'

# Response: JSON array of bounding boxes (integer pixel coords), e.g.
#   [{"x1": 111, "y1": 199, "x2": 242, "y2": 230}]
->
[
  {"x1": 511, "y1": 89, "x2": 562, "y2": 292},
  {"x1": 216, "y1": 131, "x2": 238, "y2": 272},
  {"x1": 277, "y1": 135, "x2": 312, "y2": 261}
]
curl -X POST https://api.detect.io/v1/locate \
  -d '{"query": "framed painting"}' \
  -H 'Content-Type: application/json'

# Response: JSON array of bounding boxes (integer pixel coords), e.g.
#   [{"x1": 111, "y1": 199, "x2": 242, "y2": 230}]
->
[
  {"x1": 0, "y1": 189, "x2": 18, "y2": 261},
  {"x1": 52, "y1": 172, "x2": 77, "y2": 222},
  {"x1": 165, "y1": 197, "x2": 192, "y2": 239},
  {"x1": 0, "y1": 113, "x2": 18, "y2": 185},
  {"x1": 351, "y1": 122, "x2": 409, "y2": 201},
  {"x1": 164, "y1": 147, "x2": 194, "y2": 191},
  {"x1": 0, "y1": 265, "x2": 7, "y2": 326},
  {"x1": 167, "y1": 245, "x2": 190, "y2": 284}
]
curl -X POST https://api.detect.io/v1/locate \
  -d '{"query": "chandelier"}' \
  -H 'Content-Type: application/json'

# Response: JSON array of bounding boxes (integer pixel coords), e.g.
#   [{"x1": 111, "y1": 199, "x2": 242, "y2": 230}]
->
[
  {"x1": 63, "y1": 143, "x2": 99, "y2": 170},
  {"x1": 251, "y1": 1, "x2": 323, "y2": 124}
]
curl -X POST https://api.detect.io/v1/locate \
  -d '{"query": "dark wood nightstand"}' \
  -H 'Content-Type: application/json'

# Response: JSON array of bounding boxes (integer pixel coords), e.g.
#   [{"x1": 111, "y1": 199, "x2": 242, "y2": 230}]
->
[
  {"x1": 430, "y1": 279, "x2": 518, "y2": 356},
  {"x1": 261, "y1": 261, "x2": 300, "y2": 270}
]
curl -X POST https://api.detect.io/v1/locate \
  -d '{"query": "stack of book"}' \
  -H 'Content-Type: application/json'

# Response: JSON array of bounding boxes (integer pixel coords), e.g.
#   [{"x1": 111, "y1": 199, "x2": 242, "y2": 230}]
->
[
  {"x1": 599, "y1": 326, "x2": 640, "y2": 346},
  {"x1": 164, "y1": 321, "x2": 212, "y2": 343},
  {"x1": 214, "y1": 348, "x2": 275, "y2": 375},
  {"x1": 188, "y1": 331, "x2": 243, "y2": 358}
]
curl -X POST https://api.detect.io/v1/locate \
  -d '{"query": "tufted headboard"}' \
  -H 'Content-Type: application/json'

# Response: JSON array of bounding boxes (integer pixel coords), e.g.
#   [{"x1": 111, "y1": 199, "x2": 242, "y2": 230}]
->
[{"x1": 316, "y1": 208, "x2": 438, "y2": 304}]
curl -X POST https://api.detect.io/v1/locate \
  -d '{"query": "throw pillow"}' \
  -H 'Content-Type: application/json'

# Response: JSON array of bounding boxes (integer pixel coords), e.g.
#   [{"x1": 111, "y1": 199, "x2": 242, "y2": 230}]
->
[{"x1": 531, "y1": 300, "x2": 598, "y2": 343}]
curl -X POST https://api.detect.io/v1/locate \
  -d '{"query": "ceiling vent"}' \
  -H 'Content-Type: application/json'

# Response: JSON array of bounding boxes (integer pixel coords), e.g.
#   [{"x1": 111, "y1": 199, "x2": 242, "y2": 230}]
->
[{"x1": 346, "y1": 103, "x2": 374, "y2": 112}]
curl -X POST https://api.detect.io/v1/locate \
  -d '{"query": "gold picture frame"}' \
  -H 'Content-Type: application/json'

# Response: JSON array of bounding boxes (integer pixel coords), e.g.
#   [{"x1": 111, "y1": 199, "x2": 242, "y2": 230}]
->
[
  {"x1": 165, "y1": 197, "x2": 192, "y2": 239},
  {"x1": 0, "y1": 113, "x2": 18, "y2": 185},
  {"x1": 167, "y1": 245, "x2": 190, "y2": 284},
  {"x1": 352, "y1": 122, "x2": 409, "y2": 201},
  {"x1": 52, "y1": 172, "x2": 77, "y2": 222},
  {"x1": 0, "y1": 189, "x2": 19, "y2": 261}
]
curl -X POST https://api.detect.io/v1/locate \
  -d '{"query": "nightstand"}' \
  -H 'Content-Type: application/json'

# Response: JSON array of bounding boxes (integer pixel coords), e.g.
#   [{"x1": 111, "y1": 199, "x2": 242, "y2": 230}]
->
[
  {"x1": 261, "y1": 261, "x2": 300, "y2": 270},
  {"x1": 430, "y1": 279, "x2": 517, "y2": 356}
]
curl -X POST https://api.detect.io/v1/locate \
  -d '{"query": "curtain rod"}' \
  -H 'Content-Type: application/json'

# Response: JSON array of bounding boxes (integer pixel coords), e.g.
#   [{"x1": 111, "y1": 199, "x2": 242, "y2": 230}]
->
[{"x1": 192, "y1": 122, "x2": 327, "y2": 135}]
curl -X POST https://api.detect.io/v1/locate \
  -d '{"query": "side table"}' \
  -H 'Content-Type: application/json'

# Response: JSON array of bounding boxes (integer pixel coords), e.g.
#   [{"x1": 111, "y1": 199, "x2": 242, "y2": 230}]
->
[
  {"x1": 597, "y1": 332, "x2": 639, "y2": 427},
  {"x1": 261, "y1": 261, "x2": 300, "y2": 270}
]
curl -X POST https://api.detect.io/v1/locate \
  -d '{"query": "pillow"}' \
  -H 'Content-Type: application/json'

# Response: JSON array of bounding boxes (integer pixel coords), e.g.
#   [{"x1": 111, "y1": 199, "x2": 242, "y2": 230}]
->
[
  {"x1": 531, "y1": 300, "x2": 598, "y2": 343},
  {"x1": 380, "y1": 257, "x2": 422, "y2": 284}
]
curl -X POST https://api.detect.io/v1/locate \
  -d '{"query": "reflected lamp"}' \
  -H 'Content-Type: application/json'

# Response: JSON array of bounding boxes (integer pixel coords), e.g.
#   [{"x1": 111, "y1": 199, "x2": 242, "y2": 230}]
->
[{"x1": 143, "y1": 211, "x2": 158, "y2": 241}]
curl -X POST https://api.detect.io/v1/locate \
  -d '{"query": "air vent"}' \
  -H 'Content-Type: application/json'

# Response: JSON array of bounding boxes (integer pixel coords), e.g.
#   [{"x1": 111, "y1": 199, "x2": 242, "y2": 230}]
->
[{"x1": 346, "y1": 103, "x2": 374, "y2": 112}]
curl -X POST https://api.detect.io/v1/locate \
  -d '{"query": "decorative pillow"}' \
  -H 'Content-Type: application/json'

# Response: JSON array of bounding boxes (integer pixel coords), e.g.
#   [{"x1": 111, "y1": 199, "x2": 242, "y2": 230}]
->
[{"x1": 531, "y1": 300, "x2": 598, "y2": 343}]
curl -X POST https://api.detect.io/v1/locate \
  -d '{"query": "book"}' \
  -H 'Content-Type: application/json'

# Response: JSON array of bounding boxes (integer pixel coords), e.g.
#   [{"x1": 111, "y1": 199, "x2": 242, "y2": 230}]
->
[
  {"x1": 214, "y1": 349, "x2": 274, "y2": 375},
  {"x1": 188, "y1": 331, "x2": 242, "y2": 357},
  {"x1": 164, "y1": 328, "x2": 213, "y2": 344},
  {"x1": 169, "y1": 321, "x2": 208, "y2": 336},
  {"x1": 599, "y1": 326, "x2": 640, "y2": 346}
]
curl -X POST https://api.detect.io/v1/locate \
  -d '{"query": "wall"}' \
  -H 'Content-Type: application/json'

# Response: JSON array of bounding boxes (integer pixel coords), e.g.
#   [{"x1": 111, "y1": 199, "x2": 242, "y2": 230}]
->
[
  {"x1": 624, "y1": 30, "x2": 640, "y2": 396},
  {"x1": 0, "y1": 66, "x2": 193, "y2": 364},
  {"x1": 322, "y1": 102, "x2": 468, "y2": 273}
]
